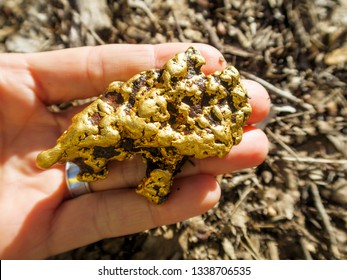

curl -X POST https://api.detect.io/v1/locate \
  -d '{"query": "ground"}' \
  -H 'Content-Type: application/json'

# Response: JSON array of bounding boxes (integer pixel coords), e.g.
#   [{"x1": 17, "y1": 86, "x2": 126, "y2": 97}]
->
[{"x1": 1, "y1": 0, "x2": 346, "y2": 260}]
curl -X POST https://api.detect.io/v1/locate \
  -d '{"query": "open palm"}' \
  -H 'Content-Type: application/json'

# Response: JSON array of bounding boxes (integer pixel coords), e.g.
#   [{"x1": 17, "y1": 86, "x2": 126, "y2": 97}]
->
[{"x1": 0, "y1": 43, "x2": 270, "y2": 259}]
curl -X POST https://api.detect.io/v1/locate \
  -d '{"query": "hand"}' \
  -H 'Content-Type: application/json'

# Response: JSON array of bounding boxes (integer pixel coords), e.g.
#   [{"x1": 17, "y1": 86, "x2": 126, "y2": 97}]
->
[{"x1": 0, "y1": 43, "x2": 270, "y2": 259}]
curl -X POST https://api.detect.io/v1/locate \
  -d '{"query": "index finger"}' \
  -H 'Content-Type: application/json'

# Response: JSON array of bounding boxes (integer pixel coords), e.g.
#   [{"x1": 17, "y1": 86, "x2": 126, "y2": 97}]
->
[{"x1": 26, "y1": 43, "x2": 227, "y2": 105}]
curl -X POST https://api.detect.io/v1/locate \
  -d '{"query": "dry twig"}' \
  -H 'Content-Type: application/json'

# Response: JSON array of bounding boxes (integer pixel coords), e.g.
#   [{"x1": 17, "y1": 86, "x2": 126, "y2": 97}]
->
[
  {"x1": 241, "y1": 71, "x2": 313, "y2": 110},
  {"x1": 196, "y1": 13, "x2": 223, "y2": 50},
  {"x1": 72, "y1": 10, "x2": 106, "y2": 45},
  {"x1": 230, "y1": 185, "x2": 254, "y2": 217},
  {"x1": 299, "y1": 237, "x2": 313, "y2": 260},
  {"x1": 310, "y1": 183, "x2": 340, "y2": 259},
  {"x1": 265, "y1": 128, "x2": 300, "y2": 159},
  {"x1": 127, "y1": 0, "x2": 160, "y2": 30},
  {"x1": 241, "y1": 228, "x2": 263, "y2": 260},
  {"x1": 76, "y1": 0, "x2": 112, "y2": 34},
  {"x1": 282, "y1": 156, "x2": 347, "y2": 165}
]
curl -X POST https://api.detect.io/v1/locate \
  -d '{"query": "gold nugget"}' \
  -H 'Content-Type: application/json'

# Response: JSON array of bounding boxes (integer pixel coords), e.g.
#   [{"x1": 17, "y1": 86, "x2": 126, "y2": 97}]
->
[{"x1": 37, "y1": 47, "x2": 251, "y2": 204}]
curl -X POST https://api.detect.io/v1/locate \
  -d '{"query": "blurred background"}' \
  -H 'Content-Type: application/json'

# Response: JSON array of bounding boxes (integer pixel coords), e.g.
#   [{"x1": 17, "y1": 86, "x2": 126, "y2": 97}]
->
[{"x1": 1, "y1": 0, "x2": 346, "y2": 259}]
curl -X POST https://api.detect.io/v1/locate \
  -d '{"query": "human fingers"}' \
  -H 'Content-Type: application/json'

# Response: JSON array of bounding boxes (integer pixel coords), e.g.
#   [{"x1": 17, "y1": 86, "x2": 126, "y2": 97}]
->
[
  {"x1": 26, "y1": 43, "x2": 226, "y2": 105},
  {"x1": 91, "y1": 126, "x2": 268, "y2": 191},
  {"x1": 185, "y1": 126, "x2": 268, "y2": 176},
  {"x1": 47, "y1": 174, "x2": 220, "y2": 256},
  {"x1": 243, "y1": 79, "x2": 271, "y2": 124}
]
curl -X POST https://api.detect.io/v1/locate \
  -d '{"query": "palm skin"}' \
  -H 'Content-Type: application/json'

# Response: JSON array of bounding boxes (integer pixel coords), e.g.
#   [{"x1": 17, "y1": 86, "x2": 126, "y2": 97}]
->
[{"x1": 0, "y1": 43, "x2": 270, "y2": 259}]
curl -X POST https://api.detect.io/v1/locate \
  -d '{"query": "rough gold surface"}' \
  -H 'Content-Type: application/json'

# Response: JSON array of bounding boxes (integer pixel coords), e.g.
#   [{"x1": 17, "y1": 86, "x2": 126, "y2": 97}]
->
[{"x1": 36, "y1": 47, "x2": 251, "y2": 204}]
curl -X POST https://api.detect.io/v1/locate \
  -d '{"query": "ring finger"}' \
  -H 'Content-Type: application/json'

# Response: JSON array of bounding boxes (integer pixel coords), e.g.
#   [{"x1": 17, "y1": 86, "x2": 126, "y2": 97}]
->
[{"x1": 90, "y1": 126, "x2": 268, "y2": 192}]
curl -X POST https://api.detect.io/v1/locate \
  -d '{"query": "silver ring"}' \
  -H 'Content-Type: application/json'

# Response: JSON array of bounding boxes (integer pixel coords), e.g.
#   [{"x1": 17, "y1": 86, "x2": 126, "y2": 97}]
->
[{"x1": 65, "y1": 162, "x2": 91, "y2": 197}]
